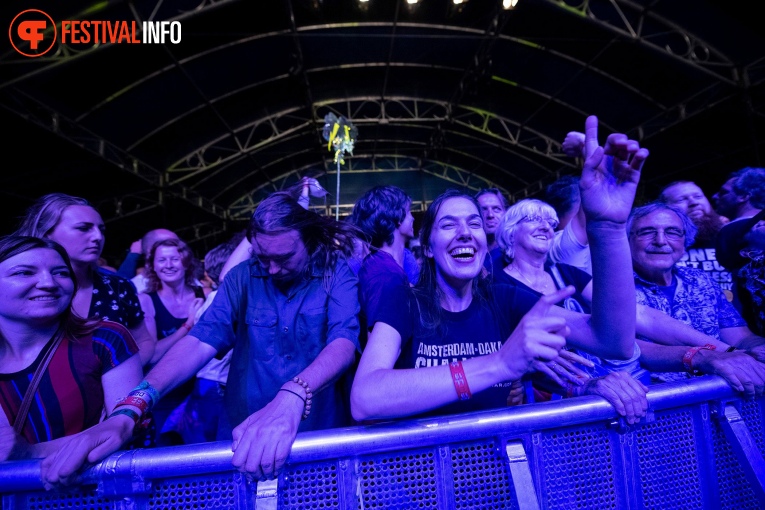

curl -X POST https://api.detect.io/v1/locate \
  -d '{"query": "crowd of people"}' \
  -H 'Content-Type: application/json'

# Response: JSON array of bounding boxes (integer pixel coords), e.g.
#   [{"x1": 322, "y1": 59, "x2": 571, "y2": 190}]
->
[{"x1": 2, "y1": 115, "x2": 765, "y2": 490}]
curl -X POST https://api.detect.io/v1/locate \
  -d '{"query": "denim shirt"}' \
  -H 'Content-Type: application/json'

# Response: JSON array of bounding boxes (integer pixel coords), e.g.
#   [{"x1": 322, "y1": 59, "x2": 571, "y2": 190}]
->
[
  {"x1": 634, "y1": 265, "x2": 746, "y2": 382},
  {"x1": 190, "y1": 255, "x2": 360, "y2": 431}
]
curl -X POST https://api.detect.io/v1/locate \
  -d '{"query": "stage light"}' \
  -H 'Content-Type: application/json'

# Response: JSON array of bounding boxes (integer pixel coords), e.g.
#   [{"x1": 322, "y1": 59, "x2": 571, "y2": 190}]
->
[{"x1": 503, "y1": 0, "x2": 519, "y2": 9}]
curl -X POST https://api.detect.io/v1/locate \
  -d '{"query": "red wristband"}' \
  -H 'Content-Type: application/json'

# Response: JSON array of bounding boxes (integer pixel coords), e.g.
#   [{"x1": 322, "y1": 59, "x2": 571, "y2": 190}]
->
[
  {"x1": 115, "y1": 395, "x2": 151, "y2": 414},
  {"x1": 682, "y1": 344, "x2": 716, "y2": 374},
  {"x1": 449, "y1": 361, "x2": 472, "y2": 400}
]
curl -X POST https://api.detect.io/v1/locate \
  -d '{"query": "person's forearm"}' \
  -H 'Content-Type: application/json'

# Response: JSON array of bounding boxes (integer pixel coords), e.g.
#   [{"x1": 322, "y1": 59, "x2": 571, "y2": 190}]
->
[
  {"x1": 150, "y1": 326, "x2": 192, "y2": 365},
  {"x1": 130, "y1": 322, "x2": 156, "y2": 366},
  {"x1": 636, "y1": 339, "x2": 687, "y2": 372},
  {"x1": 290, "y1": 338, "x2": 356, "y2": 394},
  {"x1": 731, "y1": 334, "x2": 765, "y2": 350},
  {"x1": 219, "y1": 238, "x2": 251, "y2": 283},
  {"x1": 587, "y1": 221, "x2": 635, "y2": 359},
  {"x1": 570, "y1": 204, "x2": 588, "y2": 245},
  {"x1": 635, "y1": 305, "x2": 728, "y2": 349},
  {"x1": 117, "y1": 252, "x2": 141, "y2": 279},
  {"x1": 146, "y1": 335, "x2": 216, "y2": 396},
  {"x1": 351, "y1": 351, "x2": 515, "y2": 421}
]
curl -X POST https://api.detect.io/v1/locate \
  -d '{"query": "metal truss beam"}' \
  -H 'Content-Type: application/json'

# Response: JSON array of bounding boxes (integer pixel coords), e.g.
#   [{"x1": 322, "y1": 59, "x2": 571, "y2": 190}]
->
[
  {"x1": 543, "y1": 0, "x2": 739, "y2": 85},
  {"x1": 170, "y1": 96, "x2": 575, "y2": 209},
  {"x1": 175, "y1": 220, "x2": 232, "y2": 245},
  {"x1": 306, "y1": 199, "x2": 431, "y2": 219},
  {"x1": 166, "y1": 108, "x2": 310, "y2": 179},
  {"x1": 316, "y1": 97, "x2": 574, "y2": 163},
  {"x1": 631, "y1": 83, "x2": 742, "y2": 142}
]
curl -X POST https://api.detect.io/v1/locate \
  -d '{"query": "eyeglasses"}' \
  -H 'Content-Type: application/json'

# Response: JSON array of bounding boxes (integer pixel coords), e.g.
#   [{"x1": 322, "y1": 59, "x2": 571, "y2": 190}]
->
[
  {"x1": 631, "y1": 227, "x2": 685, "y2": 241},
  {"x1": 521, "y1": 215, "x2": 559, "y2": 230}
]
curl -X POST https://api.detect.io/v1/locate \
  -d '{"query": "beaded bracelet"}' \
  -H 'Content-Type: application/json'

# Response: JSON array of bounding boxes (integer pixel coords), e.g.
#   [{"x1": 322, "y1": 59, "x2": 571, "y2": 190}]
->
[
  {"x1": 449, "y1": 361, "x2": 472, "y2": 400},
  {"x1": 292, "y1": 376, "x2": 313, "y2": 420}
]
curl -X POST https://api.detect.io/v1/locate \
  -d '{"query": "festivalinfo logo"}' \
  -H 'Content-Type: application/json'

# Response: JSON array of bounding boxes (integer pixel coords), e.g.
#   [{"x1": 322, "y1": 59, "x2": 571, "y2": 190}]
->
[{"x1": 9, "y1": 9, "x2": 181, "y2": 57}]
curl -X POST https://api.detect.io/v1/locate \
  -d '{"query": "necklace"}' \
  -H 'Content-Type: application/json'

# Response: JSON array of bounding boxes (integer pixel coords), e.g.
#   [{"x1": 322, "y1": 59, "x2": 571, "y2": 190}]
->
[{"x1": 509, "y1": 264, "x2": 551, "y2": 293}]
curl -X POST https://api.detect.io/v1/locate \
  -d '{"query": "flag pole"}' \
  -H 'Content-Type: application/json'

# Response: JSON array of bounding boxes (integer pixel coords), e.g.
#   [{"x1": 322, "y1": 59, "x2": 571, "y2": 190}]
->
[{"x1": 335, "y1": 159, "x2": 341, "y2": 221}]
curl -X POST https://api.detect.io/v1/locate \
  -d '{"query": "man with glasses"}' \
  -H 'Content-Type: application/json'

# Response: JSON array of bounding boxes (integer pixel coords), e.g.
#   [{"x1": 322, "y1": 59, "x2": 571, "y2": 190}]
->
[{"x1": 627, "y1": 202, "x2": 765, "y2": 384}]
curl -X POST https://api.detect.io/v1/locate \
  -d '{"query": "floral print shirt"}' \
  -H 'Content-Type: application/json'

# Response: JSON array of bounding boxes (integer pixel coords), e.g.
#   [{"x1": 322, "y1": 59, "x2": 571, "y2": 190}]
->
[
  {"x1": 89, "y1": 268, "x2": 144, "y2": 328},
  {"x1": 634, "y1": 265, "x2": 746, "y2": 382}
]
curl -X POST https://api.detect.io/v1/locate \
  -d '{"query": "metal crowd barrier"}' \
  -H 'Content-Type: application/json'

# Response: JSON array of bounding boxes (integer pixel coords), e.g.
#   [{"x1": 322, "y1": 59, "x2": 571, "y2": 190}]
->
[{"x1": 1, "y1": 375, "x2": 764, "y2": 509}]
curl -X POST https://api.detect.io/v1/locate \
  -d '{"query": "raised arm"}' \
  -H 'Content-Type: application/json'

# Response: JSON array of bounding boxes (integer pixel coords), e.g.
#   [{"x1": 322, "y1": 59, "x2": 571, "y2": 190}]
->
[
  {"x1": 218, "y1": 237, "x2": 251, "y2": 283},
  {"x1": 578, "y1": 115, "x2": 648, "y2": 359}
]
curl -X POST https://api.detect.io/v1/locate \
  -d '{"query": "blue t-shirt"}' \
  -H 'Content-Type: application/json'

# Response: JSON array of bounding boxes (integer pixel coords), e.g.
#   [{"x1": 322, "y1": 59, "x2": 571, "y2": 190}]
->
[{"x1": 358, "y1": 250, "x2": 412, "y2": 346}]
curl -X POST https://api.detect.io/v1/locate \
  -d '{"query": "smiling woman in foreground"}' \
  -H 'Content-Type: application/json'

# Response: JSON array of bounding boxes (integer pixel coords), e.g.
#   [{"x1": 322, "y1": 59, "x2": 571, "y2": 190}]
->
[
  {"x1": 350, "y1": 116, "x2": 650, "y2": 423},
  {"x1": 0, "y1": 236, "x2": 141, "y2": 461}
]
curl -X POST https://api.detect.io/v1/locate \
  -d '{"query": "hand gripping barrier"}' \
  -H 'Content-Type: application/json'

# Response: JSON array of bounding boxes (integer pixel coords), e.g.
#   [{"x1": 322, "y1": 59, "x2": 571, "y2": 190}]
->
[{"x1": 1, "y1": 375, "x2": 764, "y2": 509}]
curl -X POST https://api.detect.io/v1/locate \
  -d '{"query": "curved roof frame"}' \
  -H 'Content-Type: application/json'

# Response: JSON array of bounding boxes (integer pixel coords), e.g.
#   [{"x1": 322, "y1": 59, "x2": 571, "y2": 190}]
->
[{"x1": 2, "y1": 0, "x2": 762, "y2": 251}]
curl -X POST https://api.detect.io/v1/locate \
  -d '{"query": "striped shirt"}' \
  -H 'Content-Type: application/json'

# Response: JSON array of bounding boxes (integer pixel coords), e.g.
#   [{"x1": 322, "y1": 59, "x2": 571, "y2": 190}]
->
[{"x1": 0, "y1": 321, "x2": 138, "y2": 444}]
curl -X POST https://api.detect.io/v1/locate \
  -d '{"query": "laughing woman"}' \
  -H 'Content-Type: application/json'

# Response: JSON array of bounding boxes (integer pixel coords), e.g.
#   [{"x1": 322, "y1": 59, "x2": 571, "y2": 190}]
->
[
  {"x1": 351, "y1": 116, "x2": 651, "y2": 423},
  {"x1": 0, "y1": 236, "x2": 141, "y2": 461}
]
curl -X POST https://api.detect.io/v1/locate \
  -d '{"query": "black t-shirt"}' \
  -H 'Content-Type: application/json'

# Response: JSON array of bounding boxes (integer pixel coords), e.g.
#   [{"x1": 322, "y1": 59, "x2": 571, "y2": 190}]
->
[
  {"x1": 395, "y1": 283, "x2": 539, "y2": 417},
  {"x1": 492, "y1": 262, "x2": 592, "y2": 314}
]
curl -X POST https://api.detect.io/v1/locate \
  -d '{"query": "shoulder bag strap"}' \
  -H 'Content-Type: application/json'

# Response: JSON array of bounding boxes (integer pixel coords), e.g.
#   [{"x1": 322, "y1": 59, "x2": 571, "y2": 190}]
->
[{"x1": 13, "y1": 328, "x2": 65, "y2": 435}]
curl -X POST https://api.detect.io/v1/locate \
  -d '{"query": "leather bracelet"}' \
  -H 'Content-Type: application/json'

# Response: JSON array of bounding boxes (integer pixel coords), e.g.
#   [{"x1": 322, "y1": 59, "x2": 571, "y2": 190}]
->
[
  {"x1": 279, "y1": 388, "x2": 306, "y2": 405},
  {"x1": 726, "y1": 345, "x2": 737, "y2": 353},
  {"x1": 449, "y1": 360, "x2": 472, "y2": 400}
]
